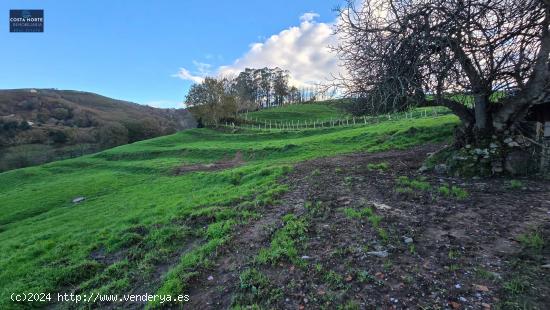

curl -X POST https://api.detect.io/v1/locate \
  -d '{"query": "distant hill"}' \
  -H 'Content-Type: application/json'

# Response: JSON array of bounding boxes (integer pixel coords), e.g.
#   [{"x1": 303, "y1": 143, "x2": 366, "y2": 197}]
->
[{"x1": 0, "y1": 89, "x2": 196, "y2": 171}]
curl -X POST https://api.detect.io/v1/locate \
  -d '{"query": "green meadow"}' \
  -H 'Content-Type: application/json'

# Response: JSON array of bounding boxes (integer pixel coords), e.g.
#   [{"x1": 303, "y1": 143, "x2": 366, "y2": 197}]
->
[{"x1": 0, "y1": 104, "x2": 458, "y2": 308}]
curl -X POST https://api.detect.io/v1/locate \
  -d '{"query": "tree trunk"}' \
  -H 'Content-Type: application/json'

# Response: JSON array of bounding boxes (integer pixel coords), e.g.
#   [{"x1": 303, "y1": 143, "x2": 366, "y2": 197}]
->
[{"x1": 473, "y1": 94, "x2": 489, "y2": 131}]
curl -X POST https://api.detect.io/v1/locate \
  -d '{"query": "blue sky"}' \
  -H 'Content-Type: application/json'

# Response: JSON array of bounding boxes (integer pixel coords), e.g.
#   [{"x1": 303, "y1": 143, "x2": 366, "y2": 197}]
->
[{"x1": 0, "y1": 1, "x2": 342, "y2": 108}]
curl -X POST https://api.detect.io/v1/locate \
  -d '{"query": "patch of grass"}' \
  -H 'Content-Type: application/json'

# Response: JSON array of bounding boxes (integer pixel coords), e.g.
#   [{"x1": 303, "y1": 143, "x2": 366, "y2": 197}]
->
[
  {"x1": 337, "y1": 300, "x2": 361, "y2": 310},
  {"x1": 508, "y1": 179, "x2": 524, "y2": 189},
  {"x1": 356, "y1": 270, "x2": 375, "y2": 283},
  {"x1": 396, "y1": 176, "x2": 431, "y2": 191},
  {"x1": 438, "y1": 185, "x2": 468, "y2": 200},
  {"x1": 450, "y1": 186, "x2": 468, "y2": 200},
  {"x1": 239, "y1": 268, "x2": 269, "y2": 294},
  {"x1": 256, "y1": 214, "x2": 308, "y2": 266},
  {"x1": 474, "y1": 267, "x2": 499, "y2": 281},
  {"x1": 311, "y1": 168, "x2": 321, "y2": 176},
  {"x1": 503, "y1": 277, "x2": 529, "y2": 295},
  {"x1": 396, "y1": 187, "x2": 413, "y2": 194},
  {"x1": 367, "y1": 162, "x2": 389, "y2": 171},
  {"x1": 232, "y1": 268, "x2": 283, "y2": 307},
  {"x1": 368, "y1": 214, "x2": 382, "y2": 228},
  {"x1": 323, "y1": 270, "x2": 344, "y2": 289},
  {"x1": 344, "y1": 176, "x2": 354, "y2": 185},
  {"x1": 517, "y1": 230, "x2": 545, "y2": 251},
  {"x1": 342, "y1": 207, "x2": 381, "y2": 228},
  {"x1": 377, "y1": 228, "x2": 389, "y2": 243},
  {"x1": 342, "y1": 207, "x2": 372, "y2": 219},
  {"x1": 314, "y1": 263, "x2": 323, "y2": 273},
  {"x1": 438, "y1": 185, "x2": 451, "y2": 196},
  {"x1": 383, "y1": 259, "x2": 393, "y2": 270},
  {"x1": 448, "y1": 249, "x2": 460, "y2": 259},
  {"x1": 305, "y1": 201, "x2": 329, "y2": 218},
  {"x1": 449, "y1": 264, "x2": 460, "y2": 272}
]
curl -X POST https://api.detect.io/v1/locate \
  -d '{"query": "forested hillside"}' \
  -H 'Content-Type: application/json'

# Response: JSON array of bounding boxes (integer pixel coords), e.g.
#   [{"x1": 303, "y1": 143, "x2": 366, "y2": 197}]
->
[{"x1": 0, "y1": 89, "x2": 196, "y2": 171}]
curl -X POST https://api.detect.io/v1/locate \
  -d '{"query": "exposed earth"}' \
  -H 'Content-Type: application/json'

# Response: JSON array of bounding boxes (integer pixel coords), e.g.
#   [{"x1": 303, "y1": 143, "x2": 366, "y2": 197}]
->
[{"x1": 183, "y1": 144, "x2": 550, "y2": 309}]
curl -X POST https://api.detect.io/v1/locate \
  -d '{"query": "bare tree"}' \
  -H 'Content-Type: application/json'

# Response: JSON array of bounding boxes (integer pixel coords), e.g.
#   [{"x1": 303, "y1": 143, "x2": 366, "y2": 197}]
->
[{"x1": 334, "y1": 0, "x2": 549, "y2": 145}]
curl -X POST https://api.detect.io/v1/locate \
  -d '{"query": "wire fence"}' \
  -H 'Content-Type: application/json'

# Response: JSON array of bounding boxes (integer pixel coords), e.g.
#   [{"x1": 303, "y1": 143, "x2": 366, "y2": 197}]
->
[{"x1": 212, "y1": 107, "x2": 451, "y2": 132}]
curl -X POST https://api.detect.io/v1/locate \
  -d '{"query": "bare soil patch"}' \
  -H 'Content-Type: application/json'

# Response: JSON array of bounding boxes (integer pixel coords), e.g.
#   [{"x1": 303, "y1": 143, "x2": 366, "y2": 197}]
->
[
  {"x1": 174, "y1": 151, "x2": 244, "y2": 175},
  {"x1": 185, "y1": 144, "x2": 550, "y2": 309}
]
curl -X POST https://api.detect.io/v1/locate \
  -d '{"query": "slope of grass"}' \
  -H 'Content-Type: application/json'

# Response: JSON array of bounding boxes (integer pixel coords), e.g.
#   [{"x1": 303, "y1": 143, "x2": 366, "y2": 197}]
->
[
  {"x1": 0, "y1": 114, "x2": 458, "y2": 308},
  {"x1": 243, "y1": 103, "x2": 348, "y2": 123}
]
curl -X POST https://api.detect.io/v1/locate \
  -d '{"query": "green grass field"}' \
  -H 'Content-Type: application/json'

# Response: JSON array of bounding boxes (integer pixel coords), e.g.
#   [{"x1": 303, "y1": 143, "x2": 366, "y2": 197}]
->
[
  {"x1": 0, "y1": 107, "x2": 458, "y2": 308},
  {"x1": 242, "y1": 103, "x2": 348, "y2": 123}
]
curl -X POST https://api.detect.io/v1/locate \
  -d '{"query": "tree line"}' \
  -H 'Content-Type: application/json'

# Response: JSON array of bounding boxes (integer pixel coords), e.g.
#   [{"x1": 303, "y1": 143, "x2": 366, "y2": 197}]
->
[{"x1": 185, "y1": 67, "x2": 327, "y2": 125}]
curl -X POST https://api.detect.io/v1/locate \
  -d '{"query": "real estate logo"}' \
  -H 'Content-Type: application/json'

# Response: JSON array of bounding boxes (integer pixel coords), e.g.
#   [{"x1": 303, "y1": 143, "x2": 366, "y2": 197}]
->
[{"x1": 9, "y1": 10, "x2": 44, "y2": 32}]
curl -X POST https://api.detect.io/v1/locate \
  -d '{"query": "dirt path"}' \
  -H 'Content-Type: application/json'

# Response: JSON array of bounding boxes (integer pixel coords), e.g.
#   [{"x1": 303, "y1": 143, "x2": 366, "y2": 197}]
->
[
  {"x1": 184, "y1": 161, "x2": 312, "y2": 308},
  {"x1": 185, "y1": 144, "x2": 550, "y2": 309},
  {"x1": 174, "y1": 152, "x2": 244, "y2": 175}
]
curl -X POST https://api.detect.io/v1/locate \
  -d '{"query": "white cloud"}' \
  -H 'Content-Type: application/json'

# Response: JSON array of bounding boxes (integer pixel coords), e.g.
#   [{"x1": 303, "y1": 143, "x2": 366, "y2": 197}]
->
[
  {"x1": 172, "y1": 60, "x2": 213, "y2": 84},
  {"x1": 171, "y1": 67, "x2": 204, "y2": 83},
  {"x1": 218, "y1": 12, "x2": 342, "y2": 88},
  {"x1": 173, "y1": 12, "x2": 343, "y2": 88},
  {"x1": 300, "y1": 12, "x2": 320, "y2": 22},
  {"x1": 192, "y1": 60, "x2": 212, "y2": 76}
]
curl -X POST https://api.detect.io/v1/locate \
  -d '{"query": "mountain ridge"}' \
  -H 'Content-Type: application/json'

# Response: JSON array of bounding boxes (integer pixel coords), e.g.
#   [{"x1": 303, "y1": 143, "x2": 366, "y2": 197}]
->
[{"x1": 0, "y1": 88, "x2": 196, "y2": 172}]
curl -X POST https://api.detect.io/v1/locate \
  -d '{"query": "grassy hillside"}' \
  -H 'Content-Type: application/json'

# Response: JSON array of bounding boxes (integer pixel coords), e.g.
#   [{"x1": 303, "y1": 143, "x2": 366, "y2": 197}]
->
[
  {"x1": 0, "y1": 89, "x2": 196, "y2": 172},
  {"x1": 243, "y1": 103, "x2": 348, "y2": 123},
  {"x1": 0, "y1": 113, "x2": 458, "y2": 309}
]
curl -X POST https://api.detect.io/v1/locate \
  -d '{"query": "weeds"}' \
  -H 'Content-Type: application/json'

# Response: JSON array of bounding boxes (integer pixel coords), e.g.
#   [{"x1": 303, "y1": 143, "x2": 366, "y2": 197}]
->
[
  {"x1": 233, "y1": 268, "x2": 282, "y2": 307},
  {"x1": 438, "y1": 185, "x2": 468, "y2": 200},
  {"x1": 517, "y1": 230, "x2": 544, "y2": 251},
  {"x1": 508, "y1": 179, "x2": 524, "y2": 189},
  {"x1": 342, "y1": 207, "x2": 381, "y2": 228},
  {"x1": 356, "y1": 270, "x2": 374, "y2": 283},
  {"x1": 256, "y1": 214, "x2": 307, "y2": 266},
  {"x1": 451, "y1": 186, "x2": 468, "y2": 199},
  {"x1": 323, "y1": 270, "x2": 344, "y2": 289},
  {"x1": 503, "y1": 278, "x2": 528, "y2": 295},
  {"x1": 448, "y1": 249, "x2": 460, "y2": 259},
  {"x1": 367, "y1": 162, "x2": 389, "y2": 171},
  {"x1": 239, "y1": 268, "x2": 269, "y2": 295},
  {"x1": 337, "y1": 300, "x2": 360, "y2": 310},
  {"x1": 474, "y1": 267, "x2": 499, "y2": 281},
  {"x1": 396, "y1": 176, "x2": 431, "y2": 192}
]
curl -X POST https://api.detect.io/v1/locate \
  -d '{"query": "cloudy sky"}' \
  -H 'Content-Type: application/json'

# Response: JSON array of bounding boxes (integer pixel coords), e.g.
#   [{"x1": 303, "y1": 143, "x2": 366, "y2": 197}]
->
[
  {"x1": 174, "y1": 12, "x2": 341, "y2": 89},
  {"x1": 0, "y1": 0, "x2": 344, "y2": 108}
]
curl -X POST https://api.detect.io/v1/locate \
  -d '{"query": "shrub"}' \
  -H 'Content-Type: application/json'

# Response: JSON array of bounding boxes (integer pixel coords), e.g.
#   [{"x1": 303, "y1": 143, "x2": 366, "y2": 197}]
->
[{"x1": 49, "y1": 130, "x2": 68, "y2": 143}]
